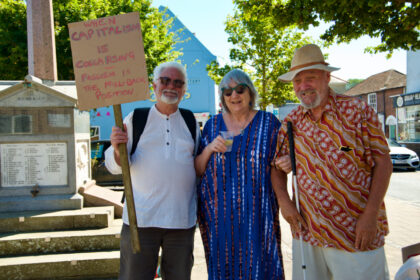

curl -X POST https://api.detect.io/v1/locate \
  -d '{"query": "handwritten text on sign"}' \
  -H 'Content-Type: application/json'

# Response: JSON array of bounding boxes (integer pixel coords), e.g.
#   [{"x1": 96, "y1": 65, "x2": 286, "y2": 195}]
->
[{"x1": 69, "y1": 13, "x2": 149, "y2": 110}]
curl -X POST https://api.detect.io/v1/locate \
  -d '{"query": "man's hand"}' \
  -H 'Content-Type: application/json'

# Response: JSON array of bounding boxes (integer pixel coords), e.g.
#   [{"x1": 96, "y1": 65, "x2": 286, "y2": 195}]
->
[
  {"x1": 110, "y1": 124, "x2": 128, "y2": 164},
  {"x1": 355, "y1": 211, "x2": 378, "y2": 251},
  {"x1": 273, "y1": 155, "x2": 292, "y2": 173},
  {"x1": 280, "y1": 199, "x2": 308, "y2": 234}
]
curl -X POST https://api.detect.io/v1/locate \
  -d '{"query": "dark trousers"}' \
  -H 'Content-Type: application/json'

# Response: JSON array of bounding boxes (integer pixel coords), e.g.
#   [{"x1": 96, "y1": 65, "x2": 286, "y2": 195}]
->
[{"x1": 119, "y1": 224, "x2": 195, "y2": 280}]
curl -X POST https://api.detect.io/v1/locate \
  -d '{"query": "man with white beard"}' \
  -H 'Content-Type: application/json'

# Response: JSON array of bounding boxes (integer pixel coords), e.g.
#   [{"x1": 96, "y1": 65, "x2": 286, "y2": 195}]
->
[{"x1": 105, "y1": 62, "x2": 199, "y2": 280}]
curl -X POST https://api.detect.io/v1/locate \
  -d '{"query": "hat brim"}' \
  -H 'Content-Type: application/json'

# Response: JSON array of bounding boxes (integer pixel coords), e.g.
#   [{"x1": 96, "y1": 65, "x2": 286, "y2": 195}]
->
[{"x1": 278, "y1": 64, "x2": 340, "y2": 82}]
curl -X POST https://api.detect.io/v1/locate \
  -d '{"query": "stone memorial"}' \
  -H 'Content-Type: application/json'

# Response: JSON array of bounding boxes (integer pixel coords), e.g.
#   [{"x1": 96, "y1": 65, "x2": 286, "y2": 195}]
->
[{"x1": 0, "y1": 75, "x2": 88, "y2": 212}]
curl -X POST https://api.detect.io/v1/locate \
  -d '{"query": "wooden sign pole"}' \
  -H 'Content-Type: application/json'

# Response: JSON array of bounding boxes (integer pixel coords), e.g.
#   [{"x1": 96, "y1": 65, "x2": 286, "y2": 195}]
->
[{"x1": 113, "y1": 104, "x2": 141, "y2": 253}]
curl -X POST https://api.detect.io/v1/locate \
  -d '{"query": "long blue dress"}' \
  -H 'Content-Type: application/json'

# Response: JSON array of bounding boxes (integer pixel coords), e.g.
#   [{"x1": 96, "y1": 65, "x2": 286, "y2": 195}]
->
[{"x1": 197, "y1": 110, "x2": 284, "y2": 280}]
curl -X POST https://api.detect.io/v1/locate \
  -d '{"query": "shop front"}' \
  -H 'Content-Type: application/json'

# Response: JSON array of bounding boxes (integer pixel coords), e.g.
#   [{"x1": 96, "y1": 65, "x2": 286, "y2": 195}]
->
[{"x1": 393, "y1": 91, "x2": 420, "y2": 156}]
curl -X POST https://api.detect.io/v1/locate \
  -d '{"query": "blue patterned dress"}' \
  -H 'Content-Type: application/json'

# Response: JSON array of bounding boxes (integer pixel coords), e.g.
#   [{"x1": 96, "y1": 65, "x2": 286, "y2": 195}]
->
[{"x1": 197, "y1": 110, "x2": 284, "y2": 280}]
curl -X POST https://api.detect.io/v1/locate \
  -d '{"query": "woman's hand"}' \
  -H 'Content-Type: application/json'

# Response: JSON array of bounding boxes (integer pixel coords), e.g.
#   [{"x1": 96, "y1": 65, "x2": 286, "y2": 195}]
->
[
  {"x1": 195, "y1": 135, "x2": 228, "y2": 176},
  {"x1": 205, "y1": 135, "x2": 227, "y2": 154},
  {"x1": 274, "y1": 155, "x2": 292, "y2": 173}
]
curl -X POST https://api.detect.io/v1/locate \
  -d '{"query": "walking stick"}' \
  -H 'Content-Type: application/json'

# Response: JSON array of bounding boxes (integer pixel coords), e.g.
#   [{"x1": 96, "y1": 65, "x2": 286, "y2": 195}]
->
[{"x1": 287, "y1": 121, "x2": 307, "y2": 280}]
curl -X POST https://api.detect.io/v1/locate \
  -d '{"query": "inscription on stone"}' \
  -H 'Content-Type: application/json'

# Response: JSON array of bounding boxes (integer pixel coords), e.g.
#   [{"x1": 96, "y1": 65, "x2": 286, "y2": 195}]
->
[{"x1": 0, "y1": 143, "x2": 68, "y2": 187}]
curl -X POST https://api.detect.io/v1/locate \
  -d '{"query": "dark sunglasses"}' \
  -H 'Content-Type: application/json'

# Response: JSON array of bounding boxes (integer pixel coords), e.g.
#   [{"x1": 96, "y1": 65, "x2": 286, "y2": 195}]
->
[
  {"x1": 221, "y1": 83, "x2": 248, "y2": 97},
  {"x1": 159, "y1": 77, "x2": 185, "y2": 88}
]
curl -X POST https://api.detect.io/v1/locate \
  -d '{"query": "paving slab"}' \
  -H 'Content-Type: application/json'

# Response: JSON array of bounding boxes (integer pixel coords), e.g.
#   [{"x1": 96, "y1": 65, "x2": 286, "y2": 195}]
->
[{"x1": 190, "y1": 196, "x2": 420, "y2": 280}]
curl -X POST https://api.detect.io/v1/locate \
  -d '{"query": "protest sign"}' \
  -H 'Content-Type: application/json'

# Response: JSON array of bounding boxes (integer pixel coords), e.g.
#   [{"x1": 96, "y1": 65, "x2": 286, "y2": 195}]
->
[
  {"x1": 69, "y1": 12, "x2": 149, "y2": 110},
  {"x1": 69, "y1": 12, "x2": 148, "y2": 253}
]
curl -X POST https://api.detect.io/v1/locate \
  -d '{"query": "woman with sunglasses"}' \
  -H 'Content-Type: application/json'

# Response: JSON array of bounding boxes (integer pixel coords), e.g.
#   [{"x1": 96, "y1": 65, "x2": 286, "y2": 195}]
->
[{"x1": 195, "y1": 69, "x2": 284, "y2": 280}]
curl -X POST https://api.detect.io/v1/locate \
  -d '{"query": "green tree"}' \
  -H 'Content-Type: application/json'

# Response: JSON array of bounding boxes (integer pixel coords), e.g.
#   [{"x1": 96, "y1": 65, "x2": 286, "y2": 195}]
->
[
  {"x1": 0, "y1": 0, "x2": 181, "y2": 80},
  {"x1": 345, "y1": 78, "x2": 364, "y2": 90},
  {"x1": 0, "y1": 0, "x2": 27, "y2": 80},
  {"x1": 208, "y1": 2, "x2": 315, "y2": 109},
  {"x1": 235, "y1": 0, "x2": 420, "y2": 56}
]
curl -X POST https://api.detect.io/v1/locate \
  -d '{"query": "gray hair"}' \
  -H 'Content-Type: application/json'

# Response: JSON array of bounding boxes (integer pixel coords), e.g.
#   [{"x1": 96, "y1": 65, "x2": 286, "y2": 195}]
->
[
  {"x1": 219, "y1": 69, "x2": 257, "y2": 113},
  {"x1": 153, "y1": 61, "x2": 188, "y2": 89}
]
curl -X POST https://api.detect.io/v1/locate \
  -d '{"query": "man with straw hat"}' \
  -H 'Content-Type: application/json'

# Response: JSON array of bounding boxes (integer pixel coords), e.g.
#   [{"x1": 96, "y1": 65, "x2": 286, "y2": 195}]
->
[{"x1": 271, "y1": 44, "x2": 393, "y2": 279}]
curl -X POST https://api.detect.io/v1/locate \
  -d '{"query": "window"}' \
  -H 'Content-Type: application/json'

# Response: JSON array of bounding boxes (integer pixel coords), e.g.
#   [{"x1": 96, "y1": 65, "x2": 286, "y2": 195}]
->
[
  {"x1": 0, "y1": 115, "x2": 32, "y2": 134},
  {"x1": 397, "y1": 105, "x2": 420, "y2": 142},
  {"x1": 90, "y1": 126, "x2": 100, "y2": 138},
  {"x1": 368, "y1": 93, "x2": 377, "y2": 112}
]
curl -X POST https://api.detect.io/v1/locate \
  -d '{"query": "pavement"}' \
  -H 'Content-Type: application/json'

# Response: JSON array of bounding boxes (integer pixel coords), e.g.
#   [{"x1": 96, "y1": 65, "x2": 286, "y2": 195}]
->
[{"x1": 190, "y1": 196, "x2": 420, "y2": 280}]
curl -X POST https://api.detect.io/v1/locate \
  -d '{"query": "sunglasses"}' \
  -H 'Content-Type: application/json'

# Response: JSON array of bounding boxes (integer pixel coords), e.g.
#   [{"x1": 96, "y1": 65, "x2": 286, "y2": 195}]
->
[
  {"x1": 159, "y1": 77, "x2": 185, "y2": 88},
  {"x1": 221, "y1": 83, "x2": 248, "y2": 97}
]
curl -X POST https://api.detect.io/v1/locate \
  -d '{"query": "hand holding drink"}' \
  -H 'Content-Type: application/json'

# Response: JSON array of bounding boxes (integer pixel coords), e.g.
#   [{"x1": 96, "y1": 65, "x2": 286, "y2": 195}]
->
[{"x1": 220, "y1": 131, "x2": 235, "y2": 152}]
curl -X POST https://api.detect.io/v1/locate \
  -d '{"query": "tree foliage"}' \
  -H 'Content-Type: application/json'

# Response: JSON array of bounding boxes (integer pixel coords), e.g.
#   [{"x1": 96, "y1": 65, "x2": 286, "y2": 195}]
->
[
  {"x1": 0, "y1": 0, "x2": 180, "y2": 80},
  {"x1": 234, "y1": 0, "x2": 420, "y2": 56},
  {"x1": 208, "y1": 2, "x2": 315, "y2": 109},
  {"x1": 345, "y1": 78, "x2": 364, "y2": 90},
  {"x1": 0, "y1": 0, "x2": 28, "y2": 80}
]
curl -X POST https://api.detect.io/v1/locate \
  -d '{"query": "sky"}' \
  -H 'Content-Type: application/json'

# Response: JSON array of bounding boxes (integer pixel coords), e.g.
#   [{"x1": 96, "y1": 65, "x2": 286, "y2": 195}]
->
[{"x1": 151, "y1": 0, "x2": 407, "y2": 81}]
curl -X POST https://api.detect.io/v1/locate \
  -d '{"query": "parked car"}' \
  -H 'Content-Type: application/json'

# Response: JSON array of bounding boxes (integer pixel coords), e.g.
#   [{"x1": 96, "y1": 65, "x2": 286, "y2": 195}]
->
[
  {"x1": 91, "y1": 140, "x2": 123, "y2": 186},
  {"x1": 387, "y1": 139, "x2": 420, "y2": 171}
]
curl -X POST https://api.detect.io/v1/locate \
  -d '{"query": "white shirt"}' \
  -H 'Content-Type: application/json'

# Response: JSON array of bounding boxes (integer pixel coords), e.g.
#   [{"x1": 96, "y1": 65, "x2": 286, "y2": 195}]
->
[{"x1": 105, "y1": 105, "x2": 198, "y2": 229}]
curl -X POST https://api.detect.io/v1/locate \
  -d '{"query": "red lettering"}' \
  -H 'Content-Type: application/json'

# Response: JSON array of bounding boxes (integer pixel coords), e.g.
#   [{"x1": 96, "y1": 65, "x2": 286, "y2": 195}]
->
[
  {"x1": 94, "y1": 88, "x2": 134, "y2": 100},
  {"x1": 70, "y1": 30, "x2": 94, "y2": 41},
  {"x1": 83, "y1": 17, "x2": 115, "y2": 28},
  {"x1": 81, "y1": 71, "x2": 115, "y2": 82},
  {"x1": 75, "y1": 58, "x2": 104, "y2": 69}
]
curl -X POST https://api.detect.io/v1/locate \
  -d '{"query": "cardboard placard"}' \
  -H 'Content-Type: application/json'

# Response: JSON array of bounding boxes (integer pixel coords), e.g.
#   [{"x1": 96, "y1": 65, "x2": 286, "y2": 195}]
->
[
  {"x1": 402, "y1": 242, "x2": 420, "y2": 263},
  {"x1": 69, "y1": 12, "x2": 149, "y2": 110}
]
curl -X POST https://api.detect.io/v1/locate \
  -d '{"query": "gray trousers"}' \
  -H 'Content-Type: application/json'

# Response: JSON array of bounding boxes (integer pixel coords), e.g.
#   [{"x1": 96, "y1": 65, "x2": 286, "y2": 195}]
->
[{"x1": 119, "y1": 224, "x2": 195, "y2": 280}]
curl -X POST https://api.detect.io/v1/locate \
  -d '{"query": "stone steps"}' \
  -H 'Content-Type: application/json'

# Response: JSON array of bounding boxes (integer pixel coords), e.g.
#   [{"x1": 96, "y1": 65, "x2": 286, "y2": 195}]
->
[
  {"x1": 0, "y1": 219, "x2": 122, "y2": 256},
  {"x1": 0, "y1": 206, "x2": 122, "y2": 280},
  {"x1": 0, "y1": 250, "x2": 120, "y2": 280},
  {"x1": 0, "y1": 206, "x2": 114, "y2": 233}
]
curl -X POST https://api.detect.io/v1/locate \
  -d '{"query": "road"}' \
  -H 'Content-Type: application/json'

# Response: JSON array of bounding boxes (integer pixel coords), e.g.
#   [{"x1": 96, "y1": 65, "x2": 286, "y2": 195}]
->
[{"x1": 387, "y1": 169, "x2": 420, "y2": 206}]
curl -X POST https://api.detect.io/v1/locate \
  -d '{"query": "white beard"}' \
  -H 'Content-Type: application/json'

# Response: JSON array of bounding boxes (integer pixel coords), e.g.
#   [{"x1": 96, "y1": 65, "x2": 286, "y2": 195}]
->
[
  {"x1": 160, "y1": 90, "x2": 179, "y2": 105},
  {"x1": 298, "y1": 89, "x2": 321, "y2": 109}
]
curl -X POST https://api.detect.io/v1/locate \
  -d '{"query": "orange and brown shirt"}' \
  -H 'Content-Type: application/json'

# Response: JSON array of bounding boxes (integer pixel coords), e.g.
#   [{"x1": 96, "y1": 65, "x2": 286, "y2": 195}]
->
[{"x1": 274, "y1": 93, "x2": 390, "y2": 252}]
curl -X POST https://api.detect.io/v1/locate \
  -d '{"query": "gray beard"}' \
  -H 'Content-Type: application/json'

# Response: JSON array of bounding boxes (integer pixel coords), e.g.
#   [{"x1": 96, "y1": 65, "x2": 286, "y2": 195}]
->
[{"x1": 160, "y1": 93, "x2": 179, "y2": 105}]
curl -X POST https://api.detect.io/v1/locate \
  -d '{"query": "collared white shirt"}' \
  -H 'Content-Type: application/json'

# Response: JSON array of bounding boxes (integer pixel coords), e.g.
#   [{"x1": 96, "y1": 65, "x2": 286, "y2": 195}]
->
[{"x1": 105, "y1": 105, "x2": 198, "y2": 229}]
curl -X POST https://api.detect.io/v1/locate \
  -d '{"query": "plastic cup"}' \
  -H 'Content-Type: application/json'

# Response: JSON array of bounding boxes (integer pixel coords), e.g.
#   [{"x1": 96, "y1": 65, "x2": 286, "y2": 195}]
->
[{"x1": 220, "y1": 131, "x2": 235, "y2": 152}]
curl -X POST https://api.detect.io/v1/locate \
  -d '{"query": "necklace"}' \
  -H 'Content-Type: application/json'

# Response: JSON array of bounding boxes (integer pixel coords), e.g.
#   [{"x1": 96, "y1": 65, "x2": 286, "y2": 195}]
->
[{"x1": 238, "y1": 111, "x2": 252, "y2": 136}]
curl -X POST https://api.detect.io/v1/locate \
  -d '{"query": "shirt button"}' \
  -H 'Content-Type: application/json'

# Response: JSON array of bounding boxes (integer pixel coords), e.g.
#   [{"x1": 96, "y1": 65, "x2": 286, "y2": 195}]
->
[
  {"x1": 166, "y1": 142, "x2": 169, "y2": 145},
  {"x1": 167, "y1": 129, "x2": 169, "y2": 133},
  {"x1": 166, "y1": 118, "x2": 169, "y2": 121}
]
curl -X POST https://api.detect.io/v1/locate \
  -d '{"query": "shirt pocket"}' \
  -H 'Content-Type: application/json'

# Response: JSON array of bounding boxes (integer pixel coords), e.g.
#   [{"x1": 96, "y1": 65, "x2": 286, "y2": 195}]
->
[
  {"x1": 326, "y1": 148, "x2": 358, "y2": 182},
  {"x1": 175, "y1": 138, "x2": 194, "y2": 164}
]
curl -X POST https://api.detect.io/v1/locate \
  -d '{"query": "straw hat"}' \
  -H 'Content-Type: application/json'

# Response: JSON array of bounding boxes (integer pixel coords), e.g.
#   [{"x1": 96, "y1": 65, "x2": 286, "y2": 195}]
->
[{"x1": 278, "y1": 44, "x2": 340, "y2": 82}]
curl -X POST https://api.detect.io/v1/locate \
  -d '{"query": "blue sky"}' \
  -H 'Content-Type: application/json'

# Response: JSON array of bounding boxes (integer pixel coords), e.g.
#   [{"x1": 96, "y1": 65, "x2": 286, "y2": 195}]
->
[{"x1": 152, "y1": 0, "x2": 407, "y2": 81}]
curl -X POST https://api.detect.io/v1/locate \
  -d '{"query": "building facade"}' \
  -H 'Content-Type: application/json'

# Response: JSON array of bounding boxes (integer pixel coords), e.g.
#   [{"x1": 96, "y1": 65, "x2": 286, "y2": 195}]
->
[
  {"x1": 392, "y1": 50, "x2": 420, "y2": 155},
  {"x1": 344, "y1": 70, "x2": 406, "y2": 139},
  {"x1": 90, "y1": 7, "x2": 217, "y2": 140}
]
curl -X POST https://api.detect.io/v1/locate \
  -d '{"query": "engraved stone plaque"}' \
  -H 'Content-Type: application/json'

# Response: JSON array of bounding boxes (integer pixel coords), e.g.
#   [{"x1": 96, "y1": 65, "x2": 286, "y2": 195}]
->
[{"x1": 0, "y1": 142, "x2": 68, "y2": 187}]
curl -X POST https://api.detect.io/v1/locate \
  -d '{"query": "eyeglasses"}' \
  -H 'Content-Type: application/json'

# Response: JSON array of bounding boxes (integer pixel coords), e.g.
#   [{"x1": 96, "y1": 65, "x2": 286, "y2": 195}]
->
[
  {"x1": 159, "y1": 77, "x2": 185, "y2": 88},
  {"x1": 221, "y1": 83, "x2": 248, "y2": 97}
]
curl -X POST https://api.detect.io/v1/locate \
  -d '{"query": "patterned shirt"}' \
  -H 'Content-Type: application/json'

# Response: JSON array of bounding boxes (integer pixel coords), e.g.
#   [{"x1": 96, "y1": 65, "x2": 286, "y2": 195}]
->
[{"x1": 274, "y1": 92, "x2": 390, "y2": 252}]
